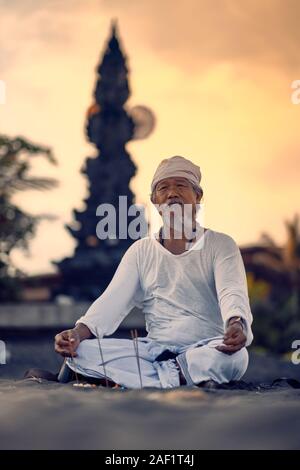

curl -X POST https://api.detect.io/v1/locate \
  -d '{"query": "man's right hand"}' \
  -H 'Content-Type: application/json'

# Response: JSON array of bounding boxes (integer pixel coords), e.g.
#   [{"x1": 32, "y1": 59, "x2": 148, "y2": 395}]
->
[{"x1": 54, "y1": 329, "x2": 81, "y2": 357}]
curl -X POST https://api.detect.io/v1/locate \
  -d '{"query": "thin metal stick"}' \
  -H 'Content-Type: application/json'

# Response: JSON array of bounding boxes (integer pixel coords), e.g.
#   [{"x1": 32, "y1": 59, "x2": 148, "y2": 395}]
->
[
  {"x1": 134, "y1": 329, "x2": 143, "y2": 389},
  {"x1": 68, "y1": 333, "x2": 79, "y2": 385},
  {"x1": 95, "y1": 327, "x2": 109, "y2": 388},
  {"x1": 131, "y1": 329, "x2": 143, "y2": 389}
]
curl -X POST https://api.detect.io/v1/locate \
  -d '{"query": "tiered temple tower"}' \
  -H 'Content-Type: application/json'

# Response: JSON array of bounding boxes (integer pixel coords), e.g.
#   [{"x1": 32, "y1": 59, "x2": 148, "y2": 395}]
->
[{"x1": 54, "y1": 21, "x2": 154, "y2": 300}]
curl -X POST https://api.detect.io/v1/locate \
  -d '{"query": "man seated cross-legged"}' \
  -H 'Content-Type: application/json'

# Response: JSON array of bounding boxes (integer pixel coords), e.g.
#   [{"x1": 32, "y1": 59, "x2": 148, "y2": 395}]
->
[{"x1": 51, "y1": 156, "x2": 253, "y2": 389}]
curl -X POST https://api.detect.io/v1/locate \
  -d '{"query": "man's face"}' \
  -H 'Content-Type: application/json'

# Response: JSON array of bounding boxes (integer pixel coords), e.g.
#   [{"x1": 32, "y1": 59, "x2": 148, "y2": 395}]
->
[
  {"x1": 151, "y1": 177, "x2": 202, "y2": 237},
  {"x1": 152, "y1": 177, "x2": 201, "y2": 208}
]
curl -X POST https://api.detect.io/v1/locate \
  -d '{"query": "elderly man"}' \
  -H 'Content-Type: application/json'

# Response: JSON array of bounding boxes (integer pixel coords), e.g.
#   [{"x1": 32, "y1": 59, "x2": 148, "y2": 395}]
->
[{"x1": 53, "y1": 155, "x2": 253, "y2": 389}]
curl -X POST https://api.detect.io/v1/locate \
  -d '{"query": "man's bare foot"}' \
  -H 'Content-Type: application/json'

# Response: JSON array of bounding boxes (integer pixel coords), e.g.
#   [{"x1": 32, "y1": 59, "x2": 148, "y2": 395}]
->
[
  {"x1": 196, "y1": 379, "x2": 219, "y2": 389},
  {"x1": 23, "y1": 368, "x2": 58, "y2": 382}
]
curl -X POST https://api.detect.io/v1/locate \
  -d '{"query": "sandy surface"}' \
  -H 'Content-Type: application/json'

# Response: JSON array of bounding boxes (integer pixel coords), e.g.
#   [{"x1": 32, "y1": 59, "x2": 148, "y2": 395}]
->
[
  {"x1": 1, "y1": 332, "x2": 300, "y2": 449},
  {"x1": 0, "y1": 378, "x2": 299, "y2": 450}
]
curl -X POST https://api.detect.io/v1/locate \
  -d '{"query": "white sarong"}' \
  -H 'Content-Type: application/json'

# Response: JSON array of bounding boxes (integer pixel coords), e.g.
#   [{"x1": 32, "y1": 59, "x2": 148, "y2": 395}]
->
[{"x1": 67, "y1": 335, "x2": 249, "y2": 389}]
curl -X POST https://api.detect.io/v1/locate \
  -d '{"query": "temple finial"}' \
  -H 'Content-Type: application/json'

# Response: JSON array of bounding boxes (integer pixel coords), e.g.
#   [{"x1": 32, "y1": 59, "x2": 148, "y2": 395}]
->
[{"x1": 110, "y1": 18, "x2": 118, "y2": 37}]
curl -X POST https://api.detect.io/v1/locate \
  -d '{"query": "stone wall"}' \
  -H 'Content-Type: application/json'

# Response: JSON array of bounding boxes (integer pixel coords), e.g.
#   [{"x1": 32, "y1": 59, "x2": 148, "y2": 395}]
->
[{"x1": 0, "y1": 303, "x2": 145, "y2": 330}]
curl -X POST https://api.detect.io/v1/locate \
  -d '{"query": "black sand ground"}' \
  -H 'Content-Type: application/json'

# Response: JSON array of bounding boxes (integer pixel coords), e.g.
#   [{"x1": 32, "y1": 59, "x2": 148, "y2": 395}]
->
[
  {"x1": 0, "y1": 379, "x2": 299, "y2": 450},
  {"x1": 0, "y1": 331, "x2": 300, "y2": 450}
]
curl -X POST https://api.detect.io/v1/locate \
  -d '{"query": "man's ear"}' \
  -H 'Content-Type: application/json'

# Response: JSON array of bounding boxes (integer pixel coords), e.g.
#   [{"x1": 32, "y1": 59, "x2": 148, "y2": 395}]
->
[{"x1": 196, "y1": 192, "x2": 202, "y2": 204}]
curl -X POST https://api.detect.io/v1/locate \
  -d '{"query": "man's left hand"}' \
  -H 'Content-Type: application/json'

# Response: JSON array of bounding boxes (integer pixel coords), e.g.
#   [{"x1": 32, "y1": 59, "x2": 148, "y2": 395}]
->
[{"x1": 216, "y1": 319, "x2": 247, "y2": 355}]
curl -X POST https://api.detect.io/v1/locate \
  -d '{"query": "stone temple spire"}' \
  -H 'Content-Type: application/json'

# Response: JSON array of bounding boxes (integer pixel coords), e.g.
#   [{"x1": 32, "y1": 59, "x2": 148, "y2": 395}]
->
[{"x1": 53, "y1": 21, "x2": 155, "y2": 301}]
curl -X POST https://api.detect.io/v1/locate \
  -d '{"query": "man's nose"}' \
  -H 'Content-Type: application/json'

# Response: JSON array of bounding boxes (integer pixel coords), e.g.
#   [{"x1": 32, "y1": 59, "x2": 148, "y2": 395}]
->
[{"x1": 166, "y1": 185, "x2": 180, "y2": 198}]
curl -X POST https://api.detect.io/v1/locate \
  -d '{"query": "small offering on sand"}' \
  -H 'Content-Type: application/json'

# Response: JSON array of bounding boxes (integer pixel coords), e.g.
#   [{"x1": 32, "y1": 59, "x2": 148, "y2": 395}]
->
[
  {"x1": 146, "y1": 388, "x2": 207, "y2": 405},
  {"x1": 73, "y1": 383, "x2": 97, "y2": 388}
]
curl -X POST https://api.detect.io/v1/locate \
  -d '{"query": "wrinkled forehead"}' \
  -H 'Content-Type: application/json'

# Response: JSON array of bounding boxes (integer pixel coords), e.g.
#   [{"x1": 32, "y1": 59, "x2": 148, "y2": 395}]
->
[{"x1": 155, "y1": 176, "x2": 191, "y2": 186}]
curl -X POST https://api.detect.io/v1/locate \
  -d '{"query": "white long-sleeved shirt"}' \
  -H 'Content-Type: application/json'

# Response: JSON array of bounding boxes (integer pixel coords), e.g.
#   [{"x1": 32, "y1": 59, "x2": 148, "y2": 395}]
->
[{"x1": 76, "y1": 228, "x2": 254, "y2": 347}]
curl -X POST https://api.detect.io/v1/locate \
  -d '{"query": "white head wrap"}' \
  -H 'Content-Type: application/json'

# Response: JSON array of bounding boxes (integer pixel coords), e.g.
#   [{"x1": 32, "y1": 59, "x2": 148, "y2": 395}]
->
[{"x1": 151, "y1": 156, "x2": 201, "y2": 193}]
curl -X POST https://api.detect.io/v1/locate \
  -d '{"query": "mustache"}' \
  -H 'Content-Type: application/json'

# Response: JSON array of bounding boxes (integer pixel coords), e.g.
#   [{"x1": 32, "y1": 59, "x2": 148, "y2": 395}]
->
[{"x1": 166, "y1": 198, "x2": 184, "y2": 206}]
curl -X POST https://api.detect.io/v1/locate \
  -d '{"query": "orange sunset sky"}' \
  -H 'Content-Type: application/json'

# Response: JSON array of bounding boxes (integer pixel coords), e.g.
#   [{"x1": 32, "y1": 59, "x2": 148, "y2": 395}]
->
[{"x1": 0, "y1": 0, "x2": 300, "y2": 274}]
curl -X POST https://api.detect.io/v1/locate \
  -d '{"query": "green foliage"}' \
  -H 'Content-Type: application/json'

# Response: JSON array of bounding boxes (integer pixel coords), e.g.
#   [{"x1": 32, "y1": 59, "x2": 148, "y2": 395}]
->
[
  {"x1": 248, "y1": 271, "x2": 300, "y2": 354},
  {"x1": 0, "y1": 134, "x2": 58, "y2": 301},
  {"x1": 251, "y1": 295, "x2": 300, "y2": 354},
  {"x1": 247, "y1": 272, "x2": 271, "y2": 304},
  {"x1": 248, "y1": 216, "x2": 300, "y2": 354}
]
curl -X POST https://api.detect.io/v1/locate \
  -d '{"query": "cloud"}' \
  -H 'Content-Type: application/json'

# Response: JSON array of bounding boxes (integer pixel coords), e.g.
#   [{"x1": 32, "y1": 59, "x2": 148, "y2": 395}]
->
[
  {"x1": 2, "y1": 0, "x2": 300, "y2": 75},
  {"x1": 0, "y1": 0, "x2": 81, "y2": 72},
  {"x1": 100, "y1": 0, "x2": 300, "y2": 74}
]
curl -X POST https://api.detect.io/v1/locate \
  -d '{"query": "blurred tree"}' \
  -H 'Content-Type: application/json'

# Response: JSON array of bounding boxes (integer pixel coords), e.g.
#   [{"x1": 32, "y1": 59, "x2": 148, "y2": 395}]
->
[
  {"x1": 0, "y1": 134, "x2": 58, "y2": 301},
  {"x1": 247, "y1": 272, "x2": 271, "y2": 304},
  {"x1": 248, "y1": 214, "x2": 300, "y2": 353},
  {"x1": 251, "y1": 295, "x2": 300, "y2": 354},
  {"x1": 254, "y1": 214, "x2": 300, "y2": 313}
]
